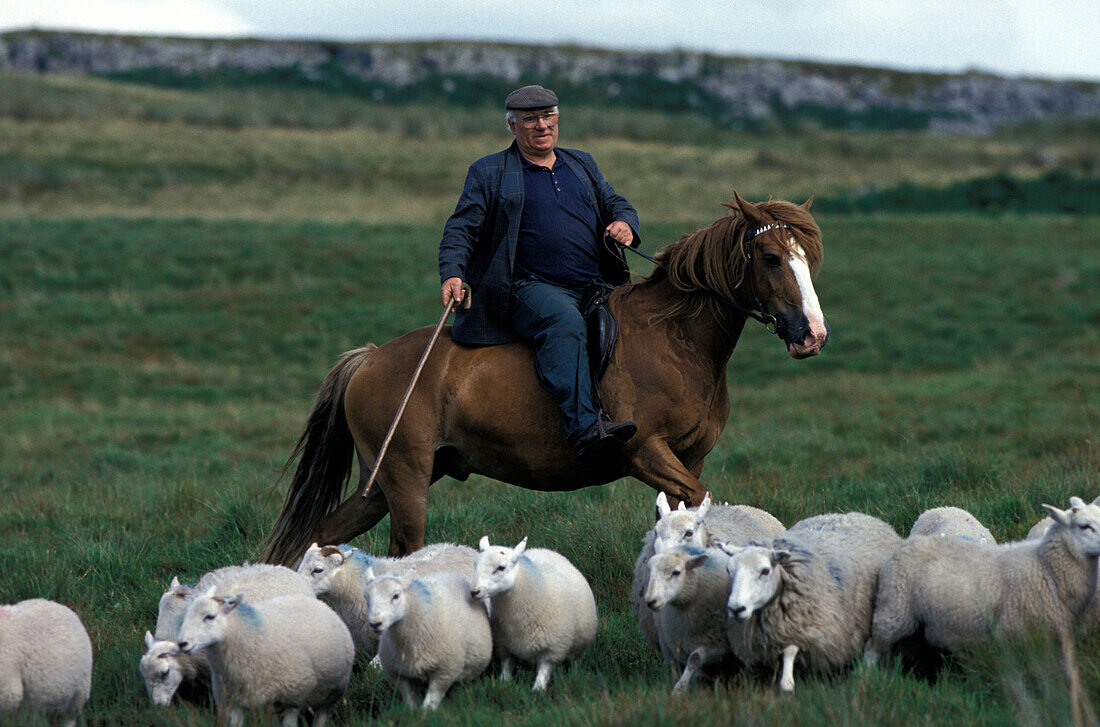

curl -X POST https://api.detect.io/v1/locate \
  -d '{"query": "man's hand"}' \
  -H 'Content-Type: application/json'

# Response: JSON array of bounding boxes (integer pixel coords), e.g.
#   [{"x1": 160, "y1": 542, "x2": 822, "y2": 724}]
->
[
  {"x1": 441, "y1": 277, "x2": 466, "y2": 307},
  {"x1": 605, "y1": 220, "x2": 634, "y2": 247}
]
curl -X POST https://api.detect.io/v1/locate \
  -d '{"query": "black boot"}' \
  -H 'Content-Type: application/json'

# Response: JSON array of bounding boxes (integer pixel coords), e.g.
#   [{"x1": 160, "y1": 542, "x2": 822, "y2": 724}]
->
[{"x1": 573, "y1": 416, "x2": 637, "y2": 463}]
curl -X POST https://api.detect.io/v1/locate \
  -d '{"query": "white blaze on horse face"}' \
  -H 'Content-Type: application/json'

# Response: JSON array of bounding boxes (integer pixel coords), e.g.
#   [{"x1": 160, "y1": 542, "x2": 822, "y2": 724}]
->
[
  {"x1": 787, "y1": 242, "x2": 827, "y2": 355},
  {"x1": 726, "y1": 547, "x2": 781, "y2": 621}
]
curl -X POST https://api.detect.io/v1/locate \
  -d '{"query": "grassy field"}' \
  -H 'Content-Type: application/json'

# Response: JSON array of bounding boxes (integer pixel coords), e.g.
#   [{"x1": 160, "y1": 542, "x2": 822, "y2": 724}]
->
[{"x1": 1, "y1": 71, "x2": 1099, "y2": 725}]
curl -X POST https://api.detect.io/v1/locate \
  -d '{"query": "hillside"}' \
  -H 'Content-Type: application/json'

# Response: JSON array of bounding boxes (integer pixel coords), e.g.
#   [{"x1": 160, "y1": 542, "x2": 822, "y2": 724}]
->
[{"x1": 2, "y1": 29, "x2": 1098, "y2": 133}]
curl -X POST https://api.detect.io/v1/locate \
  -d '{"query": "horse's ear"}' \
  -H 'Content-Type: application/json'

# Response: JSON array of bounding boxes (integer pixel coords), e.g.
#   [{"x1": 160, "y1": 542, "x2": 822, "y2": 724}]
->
[
  {"x1": 801, "y1": 196, "x2": 814, "y2": 211},
  {"x1": 731, "y1": 191, "x2": 764, "y2": 224}
]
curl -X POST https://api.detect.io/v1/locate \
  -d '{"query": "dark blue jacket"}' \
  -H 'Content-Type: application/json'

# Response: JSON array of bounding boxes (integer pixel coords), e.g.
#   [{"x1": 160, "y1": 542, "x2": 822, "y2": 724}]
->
[{"x1": 439, "y1": 141, "x2": 641, "y2": 345}]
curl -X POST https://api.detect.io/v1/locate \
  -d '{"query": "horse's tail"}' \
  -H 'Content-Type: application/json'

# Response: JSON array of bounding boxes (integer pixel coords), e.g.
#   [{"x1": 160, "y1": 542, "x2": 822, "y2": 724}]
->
[{"x1": 260, "y1": 344, "x2": 377, "y2": 566}]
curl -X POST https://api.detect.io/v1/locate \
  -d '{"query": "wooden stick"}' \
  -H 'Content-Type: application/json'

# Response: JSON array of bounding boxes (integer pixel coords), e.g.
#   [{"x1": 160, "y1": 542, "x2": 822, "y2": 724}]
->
[{"x1": 360, "y1": 293, "x2": 465, "y2": 498}]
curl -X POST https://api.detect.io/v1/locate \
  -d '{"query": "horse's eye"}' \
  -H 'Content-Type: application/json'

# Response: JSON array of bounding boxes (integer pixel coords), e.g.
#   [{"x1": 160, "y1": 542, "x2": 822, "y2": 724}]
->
[{"x1": 763, "y1": 252, "x2": 782, "y2": 268}]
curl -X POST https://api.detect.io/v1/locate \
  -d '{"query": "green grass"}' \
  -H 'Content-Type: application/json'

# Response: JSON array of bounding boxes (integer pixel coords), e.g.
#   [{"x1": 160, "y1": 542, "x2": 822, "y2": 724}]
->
[
  {"x1": 1, "y1": 213, "x2": 1098, "y2": 725},
  {"x1": 1, "y1": 72, "x2": 1097, "y2": 223}
]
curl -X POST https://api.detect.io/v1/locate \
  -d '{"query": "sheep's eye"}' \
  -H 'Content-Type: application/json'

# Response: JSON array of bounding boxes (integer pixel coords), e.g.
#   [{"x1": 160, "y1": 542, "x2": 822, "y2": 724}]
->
[
  {"x1": 391, "y1": 593, "x2": 400, "y2": 602},
  {"x1": 203, "y1": 614, "x2": 215, "y2": 622},
  {"x1": 1080, "y1": 524, "x2": 1095, "y2": 533},
  {"x1": 158, "y1": 670, "x2": 170, "y2": 680},
  {"x1": 494, "y1": 565, "x2": 506, "y2": 573},
  {"x1": 311, "y1": 567, "x2": 324, "y2": 575},
  {"x1": 683, "y1": 530, "x2": 693, "y2": 539},
  {"x1": 671, "y1": 569, "x2": 682, "y2": 578}
]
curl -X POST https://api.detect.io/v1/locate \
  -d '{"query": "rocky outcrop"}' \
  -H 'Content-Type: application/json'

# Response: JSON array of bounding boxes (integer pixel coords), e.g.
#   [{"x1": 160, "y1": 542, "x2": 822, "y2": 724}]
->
[{"x1": 2, "y1": 30, "x2": 1097, "y2": 133}]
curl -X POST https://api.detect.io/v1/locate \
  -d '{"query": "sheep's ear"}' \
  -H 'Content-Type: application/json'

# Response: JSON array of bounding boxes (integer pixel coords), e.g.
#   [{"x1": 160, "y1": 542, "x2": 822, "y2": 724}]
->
[
  {"x1": 144, "y1": 630, "x2": 156, "y2": 649},
  {"x1": 221, "y1": 593, "x2": 244, "y2": 612},
  {"x1": 479, "y1": 535, "x2": 491, "y2": 551},
  {"x1": 202, "y1": 585, "x2": 217, "y2": 599},
  {"x1": 656, "y1": 492, "x2": 671, "y2": 518},
  {"x1": 772, "y1": 549, "x2": 793, "y2": 566},
  {"x1": 686, "y1": 554, "x2": 709, "y2": 571},
  {"x1": 400, "y1": 567, "x2": 417, "y2": 587},
  {"x1": 170, "y1": 576, "x2": 181, "y2": 589},
  {"x1": 1091, "y1": 495, "x2": 1100, "y2": 506},
  {"x1": 340, "y1": 546, "x2": 355, "y2": 559},
  {"x1": 1042, "y1": 504, "x2": 1071, "y2": 526},
  {"x1": 364, "y1": 566, "x2": 376, "y2": 583},
  {"x1": 308, "y1": 542, "x2": 320, "y2": 552},
  {"x1": 676, "y1": 501, "x2": 687, "y2": 511},
  {"x1": 696, "y1": 492, "x2": 712, "y2": 521},
  {"x1": 512, "y1": 537, "x2": 528, "y2": 560},
  {"x1": 714, "y1": 542, "x2": 739, "y2": 557},
  {"x1": 1069, "y1": 496, "x2": 1086, "y2": 512}
]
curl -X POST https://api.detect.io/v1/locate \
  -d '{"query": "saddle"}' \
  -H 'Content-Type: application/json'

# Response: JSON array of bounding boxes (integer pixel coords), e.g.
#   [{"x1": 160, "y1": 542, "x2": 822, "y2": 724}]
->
[{"x1": 580, "y1": 283, "x2": 619, "y2": 415}]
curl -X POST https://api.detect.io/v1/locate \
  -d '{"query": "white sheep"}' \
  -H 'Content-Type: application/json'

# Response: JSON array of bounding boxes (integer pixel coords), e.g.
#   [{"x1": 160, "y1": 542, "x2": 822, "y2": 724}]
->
[
  {"x1": 364, "y1": 568, "x2": 492, "y2": 709},
  {"x1": 297, "y1": 541, "x2": 476, "y2": 660},
  {"x1": 909, "y1": 506, "x2": 995, "y2": 544},
  {"x1": 176, "y1": 589, "x2": 354, "y2": 727},
  {"x1": 631, "y1": 493, "x2": 784, "y2": 655},
  {"x1": 471, "y1": 536, "x2": 597, "y2": 691},
  {"x1": 0, "y1": 599, "x2": 92, "y2": 727},
  {"x1": 866, "y1": 497, "x2": 1100, "y2": 662},
  {"x1": 1027, "y1": 495, "x2": 1100, "y2": 541},
  {"x1": 144, "y1": 563, "x2": 315, "y2": 707},
  {"x1": 653, "y1": 492, "x2": 785, "y2": 551},
  {"x1": 643, "y1": 545, "x2": 737, "y2": 696},
  {"x1": 722, "y1": 512, "x2": 902, "y2": 692}
]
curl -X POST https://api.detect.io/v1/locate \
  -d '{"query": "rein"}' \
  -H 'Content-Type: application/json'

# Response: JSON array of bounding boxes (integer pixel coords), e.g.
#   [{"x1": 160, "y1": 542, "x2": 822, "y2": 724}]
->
[{"x1": 609, "y1": 224, "x2": 784, "y2": 333}]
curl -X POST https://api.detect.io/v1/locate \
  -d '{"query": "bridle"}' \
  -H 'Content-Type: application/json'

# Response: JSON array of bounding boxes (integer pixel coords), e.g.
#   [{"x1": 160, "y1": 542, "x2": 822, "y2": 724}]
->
[{"x1": 610, "y1": 222, "x2": 788, "y2": 336}]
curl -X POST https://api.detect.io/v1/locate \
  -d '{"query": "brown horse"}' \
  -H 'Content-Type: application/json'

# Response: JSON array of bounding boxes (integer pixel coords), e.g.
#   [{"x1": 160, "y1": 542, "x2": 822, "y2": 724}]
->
[{"x1": 261, "y1": 193, "x2": 827, "y2": 565}]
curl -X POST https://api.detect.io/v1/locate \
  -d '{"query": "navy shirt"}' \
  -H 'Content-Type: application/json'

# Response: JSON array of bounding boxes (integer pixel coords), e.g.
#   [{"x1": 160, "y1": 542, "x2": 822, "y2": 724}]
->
[{"x1": 513, "y1": 153, "x2": 602, "y2": 288}]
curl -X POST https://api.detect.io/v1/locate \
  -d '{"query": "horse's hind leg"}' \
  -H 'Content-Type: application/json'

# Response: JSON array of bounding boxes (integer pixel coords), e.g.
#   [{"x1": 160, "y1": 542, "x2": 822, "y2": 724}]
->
[{"x1": 311, "y1": 482, "x2": 390, "y2": 548}]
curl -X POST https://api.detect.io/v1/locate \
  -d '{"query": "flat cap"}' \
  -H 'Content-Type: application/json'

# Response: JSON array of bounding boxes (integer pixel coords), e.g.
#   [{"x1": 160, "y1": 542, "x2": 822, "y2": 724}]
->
[{"x1": 504, "y1": 85, "x2": 559, "y2": 110}]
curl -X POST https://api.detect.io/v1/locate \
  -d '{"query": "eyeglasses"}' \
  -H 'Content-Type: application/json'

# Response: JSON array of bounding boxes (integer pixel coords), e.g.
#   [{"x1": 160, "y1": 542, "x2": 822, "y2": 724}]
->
[{"x1": 517, "y1": 111, "x2": 559, "y2": 128}]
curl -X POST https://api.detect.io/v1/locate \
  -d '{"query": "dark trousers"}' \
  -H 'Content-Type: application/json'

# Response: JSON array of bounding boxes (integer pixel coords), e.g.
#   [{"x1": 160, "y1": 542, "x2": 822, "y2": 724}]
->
[{"x1": 510, "y1": 278, "x2": 597, "y2": 442}]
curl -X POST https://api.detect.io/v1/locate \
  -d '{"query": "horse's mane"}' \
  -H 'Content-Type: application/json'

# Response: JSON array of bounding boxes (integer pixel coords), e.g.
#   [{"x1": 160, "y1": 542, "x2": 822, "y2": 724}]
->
[{"x1": 630, "y1": 197, "x2": 822, "y2": 324}]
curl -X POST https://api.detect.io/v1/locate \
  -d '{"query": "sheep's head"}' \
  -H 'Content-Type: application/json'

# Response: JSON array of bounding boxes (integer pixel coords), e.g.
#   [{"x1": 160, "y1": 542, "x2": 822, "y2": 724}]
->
[
  {"x1": 298, "y1": 542, "x2": 352, "y2": 596},
  {"x1": 155, "y1": 576, "x2": 194, "y2": 641},
  {"x1": 471, "y1": 536, "x2": 527, "y2": 599},
  {"x1": 176, "y1": 587, "x2": 240, "y2": 653},
  {"x1": 644, "y1": 546, "x2": 710, "y2": 611},
  {"x1": 653, "y1": 492, "x2": 711, "y2": 553},
  {"x1": 140, "y1": 631, "x2": 185, "y2": 708},
  {"x1": 1043, "y1": 497, "x2": 1100, "y2": 557},
  {"x1": 720, "y1": 543, "x2": 787, "y2": 621},
  {"x1": 363, "y1": 567, "x2": 414, "y2": 634}
]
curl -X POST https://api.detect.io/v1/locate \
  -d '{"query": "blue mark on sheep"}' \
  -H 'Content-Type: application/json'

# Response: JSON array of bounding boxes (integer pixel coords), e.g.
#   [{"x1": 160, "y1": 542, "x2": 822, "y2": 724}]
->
[
  {"x1": 827, "y1": 562, "x2": 845, "y2": 588},
  {"x1": 234, "y1": 601, "x2": 264, "y2": 629},
  {"x1": 347, "y1": 549, "x2": 376, "y2": 572},
  {"x1": 410, "y1": 579, "x2": 432, "y2": 604}
]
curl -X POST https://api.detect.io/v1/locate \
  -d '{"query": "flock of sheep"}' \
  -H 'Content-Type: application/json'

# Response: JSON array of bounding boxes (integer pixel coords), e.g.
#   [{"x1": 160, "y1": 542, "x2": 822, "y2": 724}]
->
[{"x1": 3, "y1": 492, "x2": 1099, "y2": 725}]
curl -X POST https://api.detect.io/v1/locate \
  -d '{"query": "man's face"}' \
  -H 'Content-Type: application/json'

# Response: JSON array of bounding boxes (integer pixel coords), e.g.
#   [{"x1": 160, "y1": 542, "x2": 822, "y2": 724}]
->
[{"x1": 510, "y1": 106, "x2": 559, "y2": 158}]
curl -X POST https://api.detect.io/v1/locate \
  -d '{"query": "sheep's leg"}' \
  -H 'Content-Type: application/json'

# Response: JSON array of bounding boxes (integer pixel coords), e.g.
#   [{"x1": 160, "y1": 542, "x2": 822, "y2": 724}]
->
[
  {"x1": 312, "y1": 710, "x2": 330, "y2": 727},
  {"x1": 396, "y1": 678, "x2": 419, "y2": 708},
  {"x1": 779, "y1": 645, "x2": 799, "y2": 693},
  {"x1": 278, "y1": 708, "x2": 299, "y2": 727},
  {"x1": 532, "y1": 659, "x2": 555, "y2": 691},
  {"x1": 225, "y1": 708, "x2": 245, "y2": 727},
  {"x1": 500, "y1": 657, "x2": 515, "y2": 682},
  {"x1": 422, "y1": 678, "x2": 450, "y2": 710},
  {"x1": 670, "y1": 647, "x2": 711, "y2": 697},
  {"x1": 863, "y1": 638, "x2": 882, "y2": 667}
]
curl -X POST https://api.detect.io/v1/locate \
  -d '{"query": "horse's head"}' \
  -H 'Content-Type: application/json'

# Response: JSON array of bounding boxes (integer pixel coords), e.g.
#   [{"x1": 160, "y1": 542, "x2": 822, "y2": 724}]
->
[{"x1": 731, "y1": 192, "x2": 829, "y2": 359}]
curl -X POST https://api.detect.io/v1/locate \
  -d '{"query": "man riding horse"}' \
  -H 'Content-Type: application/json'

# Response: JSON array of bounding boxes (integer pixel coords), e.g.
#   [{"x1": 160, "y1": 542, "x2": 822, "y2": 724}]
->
[{"x1": 438, "y1": 84, "x2": 641, "y2": 463}]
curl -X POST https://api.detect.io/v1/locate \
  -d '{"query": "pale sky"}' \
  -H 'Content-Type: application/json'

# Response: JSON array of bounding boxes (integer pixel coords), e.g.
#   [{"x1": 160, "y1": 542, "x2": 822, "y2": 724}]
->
[{"x1": 2, "y1": 0, "x2": 1098, "y2": 82}]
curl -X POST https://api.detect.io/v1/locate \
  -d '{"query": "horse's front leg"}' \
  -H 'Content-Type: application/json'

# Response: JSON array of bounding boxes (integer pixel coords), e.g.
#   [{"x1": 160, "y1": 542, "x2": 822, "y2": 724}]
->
[{"x1": 626, "y1": 437, "x2": 710, "y2": 509}]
